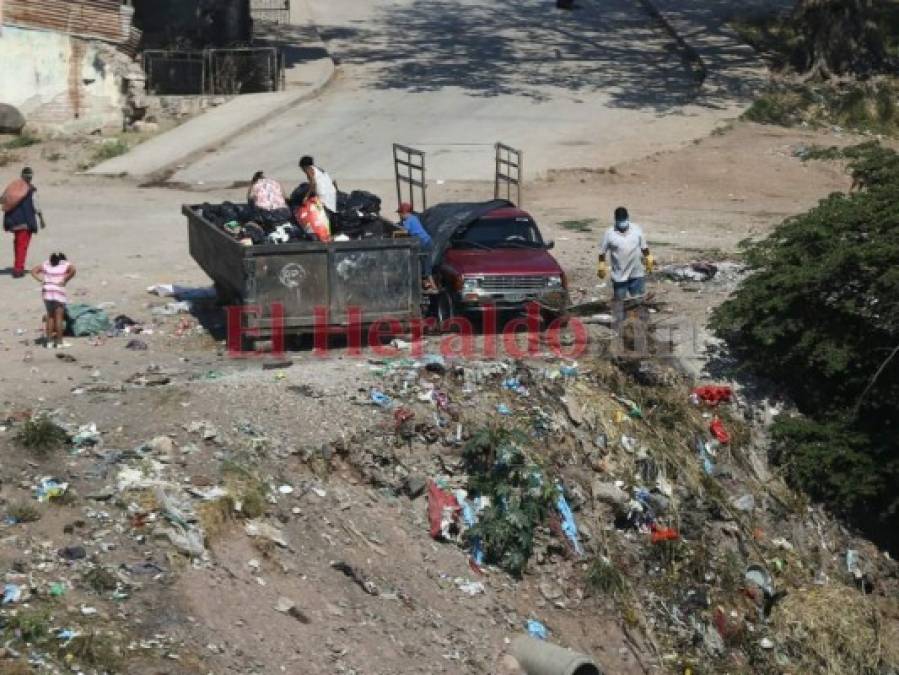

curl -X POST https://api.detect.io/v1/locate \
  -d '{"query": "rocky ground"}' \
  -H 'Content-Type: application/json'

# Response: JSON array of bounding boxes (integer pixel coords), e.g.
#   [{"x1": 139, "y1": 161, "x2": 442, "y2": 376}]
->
[{"x1": 0, "y1": 121, "x2": 897, "y2": 674}]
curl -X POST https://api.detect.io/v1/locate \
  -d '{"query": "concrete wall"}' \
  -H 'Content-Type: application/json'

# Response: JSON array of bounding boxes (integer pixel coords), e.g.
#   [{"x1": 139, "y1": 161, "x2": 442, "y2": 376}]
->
[{"x1": 0, "y1": 26, "x2": 129, "y2": 134}]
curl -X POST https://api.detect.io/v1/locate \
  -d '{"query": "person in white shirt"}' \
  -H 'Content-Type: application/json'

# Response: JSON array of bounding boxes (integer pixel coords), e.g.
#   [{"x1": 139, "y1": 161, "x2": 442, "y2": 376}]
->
[
  {"x1": 597, "y1": 206, "x2": 654, "y2": 299},
  {"x1": 298, "y1": 155, "x2": 337, "y2": 221}
]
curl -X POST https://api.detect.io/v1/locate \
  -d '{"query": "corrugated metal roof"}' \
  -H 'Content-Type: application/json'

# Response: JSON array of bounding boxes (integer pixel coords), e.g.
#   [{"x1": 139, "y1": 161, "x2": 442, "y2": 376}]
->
[{"x1": 3, "y1": 0, "x2": 132, "y2": 45}]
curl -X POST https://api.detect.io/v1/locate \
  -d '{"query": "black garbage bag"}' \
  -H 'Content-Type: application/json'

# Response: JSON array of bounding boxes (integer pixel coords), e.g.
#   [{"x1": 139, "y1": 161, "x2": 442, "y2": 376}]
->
[
  {"x1": 254, "y1": 207, "x2": 292, "y2": 231},
  {"x1": 345, "y1": 190, "x2": 381, "y2": 215},
  {"x1": 288, "y1": 182, "x2": 310, "y2": 209},
  {"x1": 243, "y1": 223, "x2": 267, "y2": 245}
]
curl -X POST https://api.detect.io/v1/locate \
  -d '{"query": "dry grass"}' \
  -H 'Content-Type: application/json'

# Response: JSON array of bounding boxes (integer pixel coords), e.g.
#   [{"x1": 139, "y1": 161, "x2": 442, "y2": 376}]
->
[
  {"x1": 196, "y1": 497, "x2": 233, "y2": 543},
  {"x1": 7, "y1": 501, "x2": 42, "y2": 523},
  {"x1": 772, "y1": 585, "x2": 899, "y2": 674}
]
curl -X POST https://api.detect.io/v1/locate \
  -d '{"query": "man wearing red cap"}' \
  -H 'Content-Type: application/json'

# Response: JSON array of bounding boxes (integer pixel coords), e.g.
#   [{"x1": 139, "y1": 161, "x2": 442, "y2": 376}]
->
[{"x1": 397, "y1": 202, "x2": 434, "y2": 290}]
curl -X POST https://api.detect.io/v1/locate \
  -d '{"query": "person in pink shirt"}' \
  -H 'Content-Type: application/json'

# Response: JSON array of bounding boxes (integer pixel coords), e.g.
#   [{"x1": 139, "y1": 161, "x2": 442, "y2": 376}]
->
[{"x1": 30, "y1": 252, "x2": 76, "y2": 349}]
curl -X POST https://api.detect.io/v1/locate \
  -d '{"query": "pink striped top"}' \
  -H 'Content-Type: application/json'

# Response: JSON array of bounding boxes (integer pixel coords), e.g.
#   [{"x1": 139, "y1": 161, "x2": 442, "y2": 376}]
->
[{"x1": 42, "y1": 261, "x2": 70, "y2": 303}]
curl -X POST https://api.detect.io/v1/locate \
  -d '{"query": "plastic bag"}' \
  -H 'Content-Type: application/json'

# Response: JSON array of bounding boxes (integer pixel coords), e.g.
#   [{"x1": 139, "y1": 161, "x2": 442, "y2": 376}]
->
[
  {"x1": 65, "y1": 304, "x2": 112, "y2": 337},
  {"x1": 296, "y1": 197, "x2": 331, "y2": 242},
  {"x1": 427, "y1": 480, "x2": 460, "y2": 540},
  {"x1": 1, "y1": 179, "x2": 29, "y2": 213}
]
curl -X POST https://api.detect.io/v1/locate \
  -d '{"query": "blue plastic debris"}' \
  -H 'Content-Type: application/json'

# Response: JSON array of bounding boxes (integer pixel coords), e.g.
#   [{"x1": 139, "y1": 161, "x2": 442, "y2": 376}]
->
[
  {"x1": 56, "y1": 628, "x2": 79, "y2": 646},
  {"x1": 496, "y1": 404, "x2": 512, "y2": 416},
  {"x1": 555, "y1": 487, "x2": 583, "y2": 556},
  {"x1": 695, "y1": 435, "x2": 716, "y2": 475},
  {"x1": 502, "y1": 377, "x2": 528, "y2": 396},
  {"x1": 455, "y1": 490, "x2": 487, "y2": 567},
  {"x1": 526, "y1": 619, "x2": 549, "y2": 640},
  {"x1": 2, "y1": 583, "x2": 22, "y2": 605},
  {"x1": 560, "y1": 364, "x2": 579, "y2": 379},
  {"x1": 370, "y1": 389, "x2": 393, "y2": 408}
]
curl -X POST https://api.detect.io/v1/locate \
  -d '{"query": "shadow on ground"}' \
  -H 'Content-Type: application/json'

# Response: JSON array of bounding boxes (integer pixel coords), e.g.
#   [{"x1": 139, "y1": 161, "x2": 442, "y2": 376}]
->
[{"x1": 314, "y1": 0, "x2": 703, "y2": 110}]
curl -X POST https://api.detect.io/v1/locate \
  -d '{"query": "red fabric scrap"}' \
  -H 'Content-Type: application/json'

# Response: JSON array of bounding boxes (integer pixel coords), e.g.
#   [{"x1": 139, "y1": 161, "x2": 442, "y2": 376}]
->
[
  {"x1": 427, "y1": 480, "x2": 460, "y2": 540},
  {"x1": 710, "y1": 417, "x2": 731, "y2": 444},
  {"x1": 692, "y1": 385, "x2": 733, "y2": 406},
  {"x1": 650, "y1": 525, "x2": 680, "y2": 543}
]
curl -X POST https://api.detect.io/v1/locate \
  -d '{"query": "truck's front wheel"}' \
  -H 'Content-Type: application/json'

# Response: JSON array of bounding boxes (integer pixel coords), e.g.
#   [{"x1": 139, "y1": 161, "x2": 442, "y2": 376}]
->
[{"x1": 436, "y1": 291, "x2": 456, "y2": 327}]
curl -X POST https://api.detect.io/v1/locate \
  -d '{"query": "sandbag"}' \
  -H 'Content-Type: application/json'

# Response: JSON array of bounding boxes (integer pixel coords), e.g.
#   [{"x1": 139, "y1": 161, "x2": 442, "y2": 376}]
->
[
  {"x1": 1, "y1": 179, "x2": 29, "y2": 213},
  {"x1": 296, "y1": 197, "x2": 331, "y2": 242},
  {"x1": 65, "y1": 304, "x2": 112, "y2": 337}
]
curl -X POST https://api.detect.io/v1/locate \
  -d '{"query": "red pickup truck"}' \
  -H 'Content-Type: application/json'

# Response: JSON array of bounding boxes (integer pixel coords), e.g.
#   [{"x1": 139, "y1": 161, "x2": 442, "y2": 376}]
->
[{"x1": 421, "y1": 200, "x2": 569, "y2": 323}]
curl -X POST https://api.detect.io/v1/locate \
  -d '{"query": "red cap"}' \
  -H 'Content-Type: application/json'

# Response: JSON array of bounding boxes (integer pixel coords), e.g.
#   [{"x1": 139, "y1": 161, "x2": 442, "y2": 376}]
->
[{"x1": 397, "y1": 202, "x2": 413, "y2": 214}]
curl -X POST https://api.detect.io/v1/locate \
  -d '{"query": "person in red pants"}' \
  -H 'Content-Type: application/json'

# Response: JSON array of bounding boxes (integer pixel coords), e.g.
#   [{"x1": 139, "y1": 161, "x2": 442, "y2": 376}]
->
[{"x1": 2, "y1": 167, "x2": 46, "y2": 278}]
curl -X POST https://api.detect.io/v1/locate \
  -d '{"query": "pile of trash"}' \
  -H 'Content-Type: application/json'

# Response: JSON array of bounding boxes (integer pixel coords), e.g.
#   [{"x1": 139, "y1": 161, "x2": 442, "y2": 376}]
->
[
  {"x1": 199, "y1": 188, "x2": 396, "y2": 247},
  {"x1": 331, "y1": 349, "x2": 899, "y2": 674}
]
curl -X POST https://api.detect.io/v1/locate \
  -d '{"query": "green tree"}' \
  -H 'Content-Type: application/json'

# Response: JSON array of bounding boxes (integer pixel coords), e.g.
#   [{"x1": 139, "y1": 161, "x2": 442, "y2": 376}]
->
[
  {"x1": 711, "y1": 142, "x2": 899, "y2": 548},
  {"x1": 791, "y1": 0, "x2": 892, "y2": 77}
]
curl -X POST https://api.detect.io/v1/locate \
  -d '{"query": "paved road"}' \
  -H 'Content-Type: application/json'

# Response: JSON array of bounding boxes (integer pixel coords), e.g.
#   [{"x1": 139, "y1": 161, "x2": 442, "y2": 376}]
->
[{"x1": 174, "y1": 0, "x2": 745, "y2": 189}]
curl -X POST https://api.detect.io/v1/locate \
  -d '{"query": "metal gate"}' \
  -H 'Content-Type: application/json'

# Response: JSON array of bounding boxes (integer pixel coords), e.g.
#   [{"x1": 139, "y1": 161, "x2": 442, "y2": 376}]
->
[
  {"x1": 494, "y1": 143, "x2": 523, "y2": 206},
  {"x1": 144, "y1": 48, "x2": 284, "y2": 96},
  {"x1": 393, "y1": 144, "x2": 428, "y2": 212},
  {"x1": 251, "y1": 0, "x2": 291, "y2": 24}
]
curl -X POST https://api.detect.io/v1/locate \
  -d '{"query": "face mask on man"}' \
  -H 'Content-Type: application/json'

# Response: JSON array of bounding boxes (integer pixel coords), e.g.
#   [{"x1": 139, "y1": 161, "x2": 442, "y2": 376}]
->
[{"x1": 614, "y1": 219, "x2": 630, "y2": 232}]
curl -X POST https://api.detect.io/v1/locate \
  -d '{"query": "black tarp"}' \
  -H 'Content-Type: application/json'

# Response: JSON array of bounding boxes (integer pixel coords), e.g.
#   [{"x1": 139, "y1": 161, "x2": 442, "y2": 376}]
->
[{"x1": 420, "y1": 200, "x2": 513, "y2": 270}]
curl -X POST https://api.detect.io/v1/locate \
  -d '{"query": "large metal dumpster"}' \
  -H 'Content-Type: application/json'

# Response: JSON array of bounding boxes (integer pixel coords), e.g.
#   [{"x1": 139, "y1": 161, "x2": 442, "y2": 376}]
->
[{"x1": 183, "y1": 205, "x2": 422, "y2": 337}]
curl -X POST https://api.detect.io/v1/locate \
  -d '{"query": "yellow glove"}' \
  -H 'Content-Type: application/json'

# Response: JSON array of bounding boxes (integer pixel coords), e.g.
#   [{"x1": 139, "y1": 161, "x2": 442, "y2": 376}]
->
[
  {"x1": 597, "y1": 260, "x2": 609, "y2": 279},
  {"x1": 644, "y1": 254, "x2": 655, "y2": 274}
]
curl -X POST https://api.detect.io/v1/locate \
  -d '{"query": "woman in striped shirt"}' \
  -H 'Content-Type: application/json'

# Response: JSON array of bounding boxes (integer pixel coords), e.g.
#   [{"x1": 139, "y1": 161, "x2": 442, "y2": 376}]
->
[{"x1": 30, "y1": 252, "x2": 76, "y2": 349}]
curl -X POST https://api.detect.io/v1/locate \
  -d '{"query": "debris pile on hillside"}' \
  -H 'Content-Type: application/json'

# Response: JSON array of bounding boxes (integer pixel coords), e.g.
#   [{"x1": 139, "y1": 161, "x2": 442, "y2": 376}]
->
[{"x1": 1, "y1": 339, "x2": 897, "y2": 673}]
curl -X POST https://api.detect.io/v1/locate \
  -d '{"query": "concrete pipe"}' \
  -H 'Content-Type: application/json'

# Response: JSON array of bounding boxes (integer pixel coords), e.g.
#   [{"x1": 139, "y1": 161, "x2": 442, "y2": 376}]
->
[{"x1": 510, "y1": 635, "x2": 602, "y2": 675}]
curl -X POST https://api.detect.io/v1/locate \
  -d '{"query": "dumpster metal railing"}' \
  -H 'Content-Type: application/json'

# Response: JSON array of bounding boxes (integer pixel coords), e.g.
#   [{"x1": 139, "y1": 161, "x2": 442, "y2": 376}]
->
[
  {"x1": 393, "y1": 144, "x2": 428, "y2": 213},
  {"x1": 250, "y1": 0, "x2": 291, "y2": 24},
  {"x1": 494, "y1": 142, "x2": 523, "y2": 206},
  {"x1": 144, "y1": 47, "x2": 284, "y2": 96}
]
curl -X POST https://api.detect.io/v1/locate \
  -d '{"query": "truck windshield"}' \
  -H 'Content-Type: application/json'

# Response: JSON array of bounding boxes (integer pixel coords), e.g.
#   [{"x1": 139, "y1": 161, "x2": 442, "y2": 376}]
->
[{"x1": 452, "y1": 217, "x2": 543, "y2": 249}]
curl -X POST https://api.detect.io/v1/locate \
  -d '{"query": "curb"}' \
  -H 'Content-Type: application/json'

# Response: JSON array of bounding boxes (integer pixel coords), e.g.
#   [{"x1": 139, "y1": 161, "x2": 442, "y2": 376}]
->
[
  {"x1": 143, "y1": 63, "x2": 337, "y2": 185},
  {"x1": 89, "y1": 10, "x2": 339, "y2": 183}
]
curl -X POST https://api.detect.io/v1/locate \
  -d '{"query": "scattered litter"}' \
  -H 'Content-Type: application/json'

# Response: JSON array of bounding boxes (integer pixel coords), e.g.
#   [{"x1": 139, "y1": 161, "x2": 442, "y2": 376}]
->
[
  {"x1": 370, "y1": 389, "x2": 392, "y2": 408},
  {"x1": 151, "y1": 301, "x2": 193, "y2": 316},
  {"x1": 72, "y1": 423, "x2": 101, "y2": 448},
  {"x1": 187, "y1": 420, "x2": 218, "y2": 440},
  {"x1": 526, "y1": 620, "x2": 549, "y2": 640},
  {"x1": 331, "y1": 561, "x2": 379, "y2": 596},
  {"x1": 650, "y1": 526, "x2": 679, "y2": 543},
  {"x1": 58, "y1": 545, "x2": 87, "y2": 561},
  {"x1": 428, "y1": 481, "x2": 460, "y2": 540},
  {"x1": 709, "y1": 418, "x2": 731, "y2": 444},
  {"x1": 732, "y1": 494, "x2": 756, "y2": 512},
  {"x1": 846, "y1": 549, "x2": 862, "y2": 580},
  {"x1": 620, "y1": 435, "x2": 637, "y2": 453},
  {"x1": 2, "y1": 583, "x2": 22, "y2": 604},
  {"x1": 34, "y1": 478, "x2": 69, "y2": 502},
  {"x1": 660, "y1": 262, "x2": 718, "y2": 282},
  {"x1": 555, "y1": 487, "x2": 583, "y2": 555},
  {"x1": 455, "y1": 579, "x2": 486, "y2": 596},
  {"x1": 692, "y1": 385, "x2": 733, "y2": 406},
  {"x1": 496, "y1": 404, "x2": 512, "y2": 416},
  {"x1": 245, "y1": 520, "x2": 289, "y2": 548}
]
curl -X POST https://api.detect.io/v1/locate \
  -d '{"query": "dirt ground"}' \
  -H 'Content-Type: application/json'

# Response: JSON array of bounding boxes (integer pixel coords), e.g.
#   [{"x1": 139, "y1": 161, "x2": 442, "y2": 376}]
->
[{"x1": 0, "y1": 121, "x2": 884, "y2": 674}]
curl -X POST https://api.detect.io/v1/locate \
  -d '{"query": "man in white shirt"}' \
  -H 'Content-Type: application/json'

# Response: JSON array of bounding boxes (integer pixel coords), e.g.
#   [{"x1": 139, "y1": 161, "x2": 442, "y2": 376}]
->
[
  {"x1": 299, "y1": 155, "x2": 337, "y2": 220},
  {"x1": 597, "y1": 206, "x2": 654, "y2": 300}
]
